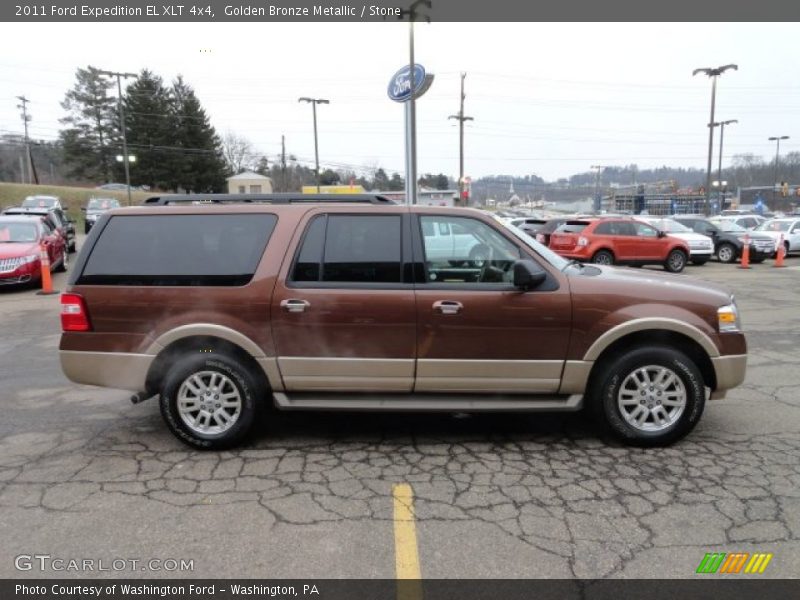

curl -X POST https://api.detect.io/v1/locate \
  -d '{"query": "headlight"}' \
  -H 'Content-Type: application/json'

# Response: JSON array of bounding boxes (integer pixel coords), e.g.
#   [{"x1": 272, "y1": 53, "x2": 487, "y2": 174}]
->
[
  {"x1": 717, "y1": 299, "x2": 741, "y2": 332},
  {"x1": 20, "y1": 254, "x2": 39, "y2": 265}
]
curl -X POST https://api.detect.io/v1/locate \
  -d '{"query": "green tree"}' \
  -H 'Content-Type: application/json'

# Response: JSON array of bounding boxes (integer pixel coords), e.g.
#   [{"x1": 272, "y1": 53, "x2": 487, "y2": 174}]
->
[
  {"x1": 388, "y1": 172, "x2": 404, "y2": 191},
  {"x1": 122, "y1": 69, "x2": 176, "y2": 190},
  {"x1": 319, "y1": 169, "x2": 340, "y2": 185},
  {"x1": 58, "y1": 66, "x2": 118, "y2": 182},
  {"x1": 372, "y1": 168, "x2": 390, "y2": 190},
  {"x1": 171, "y1": 76, "x2": 227, "y2": 192},
  {"x1": 419, "y1": 173, "x2": 450, "y2": 190}
]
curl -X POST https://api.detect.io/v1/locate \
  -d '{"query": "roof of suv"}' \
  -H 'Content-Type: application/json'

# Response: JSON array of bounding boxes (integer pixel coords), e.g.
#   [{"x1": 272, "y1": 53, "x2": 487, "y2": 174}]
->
[{"x1": 143, "y1": 193, "x2": 396, "y2": 206}]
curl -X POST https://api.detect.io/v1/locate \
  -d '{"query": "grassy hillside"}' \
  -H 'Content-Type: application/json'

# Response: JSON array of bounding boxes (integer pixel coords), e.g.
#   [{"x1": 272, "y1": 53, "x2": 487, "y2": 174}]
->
[{"x1": 0, "y1": 182, "x2": 154, "y2": 222}]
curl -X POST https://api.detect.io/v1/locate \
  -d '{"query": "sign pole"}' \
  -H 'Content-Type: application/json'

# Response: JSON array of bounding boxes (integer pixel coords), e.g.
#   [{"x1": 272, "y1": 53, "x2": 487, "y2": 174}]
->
[{"x1": 407, "y1": 20, "x2": 417, "y2": 205}]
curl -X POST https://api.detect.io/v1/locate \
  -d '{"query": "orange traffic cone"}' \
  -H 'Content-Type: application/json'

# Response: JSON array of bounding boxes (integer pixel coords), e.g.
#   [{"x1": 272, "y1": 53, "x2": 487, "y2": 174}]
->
[
  {"x1": 36, "y1": 242, "x2": 59, "y2": 296},
  {"x1": 774, "y1": 234, "x2": 786, "y2": 268},
  {"x1": 738, "y1": 234, "x2": 751, "y2": 269}
]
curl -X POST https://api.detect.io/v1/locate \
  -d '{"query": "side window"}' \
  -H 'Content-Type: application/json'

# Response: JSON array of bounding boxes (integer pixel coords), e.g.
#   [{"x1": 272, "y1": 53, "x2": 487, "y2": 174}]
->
[
  {"x1": 291, "y1": 215, "x2": 403, "y2": 284},
  {"x1": 594, "y1": 222, "x2": 614, "y2": 235},
  {"x1": 420, "y1": 216, "x2": 521, "y2": 285},
  {"x1": 635, "y1": 223, "x2": 658, "y2": 237},
  {"x1": 617, "y1": 222, "x2": 637, "y2": 236}
]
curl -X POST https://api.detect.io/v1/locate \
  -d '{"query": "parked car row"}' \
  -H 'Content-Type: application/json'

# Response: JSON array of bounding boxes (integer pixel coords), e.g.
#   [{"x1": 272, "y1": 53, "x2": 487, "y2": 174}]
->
[
  {"x1": 507, "y1": 212, "x2": 796, "y2": 271},
  {"x1": 0, "y1": 216, "x2": 68, "y2": 286}
]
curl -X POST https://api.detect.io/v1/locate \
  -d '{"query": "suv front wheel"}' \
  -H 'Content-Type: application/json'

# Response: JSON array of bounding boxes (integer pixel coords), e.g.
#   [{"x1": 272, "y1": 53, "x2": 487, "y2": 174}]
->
[
  {"x1": 593, "y1": 346, "x2": 705, "y2": 446},
  {"x1": 664, "y1": 249, "x2": 687, "y2": 273},
  {"x1": 160, "y1": 353, "x2": 261, "y2": 449}
]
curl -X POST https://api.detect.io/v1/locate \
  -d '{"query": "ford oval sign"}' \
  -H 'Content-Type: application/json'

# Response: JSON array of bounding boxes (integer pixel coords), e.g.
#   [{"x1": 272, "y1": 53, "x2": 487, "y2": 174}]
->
[{"x1": 388, "y1": 64, "x2": 431, "y2": 103}]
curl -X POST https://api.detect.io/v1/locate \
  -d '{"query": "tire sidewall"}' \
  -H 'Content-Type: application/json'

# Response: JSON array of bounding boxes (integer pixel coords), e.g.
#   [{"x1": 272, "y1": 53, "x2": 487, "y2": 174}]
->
[
  {"x1": 717, "y1": 243, "x2": 736, "y2": 263},
  {"x1": 160, "y1": 354, "x2": 259, "y2": 450},
  {"x1": 592, "y1": 250, "x2": 614, "y2": 265},
  {"x1": 597, "y1": 346, "x2": 705, "y2": 446},
  {"x1": 665, "y1": 249, "x2": 686, "y2": 272}
]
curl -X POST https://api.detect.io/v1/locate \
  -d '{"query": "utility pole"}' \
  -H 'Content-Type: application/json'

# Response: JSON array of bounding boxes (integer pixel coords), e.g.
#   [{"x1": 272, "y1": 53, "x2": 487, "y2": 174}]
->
[
  {"x1": 693, "y1": 64, "x2": 737, "y2": 216},
  {"x1": 449, "y1": 72, "x2": 474, "y2": 206},
  {"x1": 99, "y1": 69, "x2": 137, "y2": 205},
  {"x1": 591, "y1": 165, "x2": 612, "y2": 212},
  {"x1": 281, "y1": 134, "x2": 286, "y2": 193},
  {"x1": 298, "y1": 97, "x2": 329, "y2": 193},
  {"x1": 713, "y1": 119, "x2": 737, "y2": 210},
  {"x1": 769, "y1": 135, "x2": 790, "y2": 208},
  {"x1": 16, "y1": 95, "x2": 36, "y2": 184}
]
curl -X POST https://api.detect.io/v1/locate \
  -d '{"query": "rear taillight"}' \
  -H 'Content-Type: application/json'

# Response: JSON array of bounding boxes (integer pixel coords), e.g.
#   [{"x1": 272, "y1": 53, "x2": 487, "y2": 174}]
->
[
  {"x1": 60, "y1": 293, "x2": 91, "y2": 332},
  {"x1": 577, "y1": 236, "x2": 589, "y2": 247}
]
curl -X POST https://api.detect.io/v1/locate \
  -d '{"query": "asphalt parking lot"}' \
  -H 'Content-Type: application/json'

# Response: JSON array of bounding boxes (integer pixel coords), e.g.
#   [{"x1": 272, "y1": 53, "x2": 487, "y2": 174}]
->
[{"x1": 1, "y1": 252, "x2": 799, "y2": 580}]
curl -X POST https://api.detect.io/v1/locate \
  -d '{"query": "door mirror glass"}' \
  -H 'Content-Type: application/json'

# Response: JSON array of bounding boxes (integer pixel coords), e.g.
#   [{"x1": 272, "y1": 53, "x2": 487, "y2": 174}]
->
[
  {"x1": 513, "y1": 260, "x2": 546, "y2": 290},
  {"x1": 657, "y1": 230, "x2": 666, "y2": 238}
]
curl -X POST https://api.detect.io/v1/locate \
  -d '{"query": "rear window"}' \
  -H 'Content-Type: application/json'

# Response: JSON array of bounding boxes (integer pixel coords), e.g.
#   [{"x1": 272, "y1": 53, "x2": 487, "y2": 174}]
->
[
  {"x1": 557, "y1": 220, "x2": 590, "y2": 234},
  {"x1": 79, "y1": 214, "x2": 276, "y2": 286}
]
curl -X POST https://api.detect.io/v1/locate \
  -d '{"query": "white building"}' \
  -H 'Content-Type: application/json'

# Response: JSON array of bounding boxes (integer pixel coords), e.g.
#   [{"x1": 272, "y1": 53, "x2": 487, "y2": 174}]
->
[{"x1": 227, "y1": 171, "x2": 273, "y2": 194}]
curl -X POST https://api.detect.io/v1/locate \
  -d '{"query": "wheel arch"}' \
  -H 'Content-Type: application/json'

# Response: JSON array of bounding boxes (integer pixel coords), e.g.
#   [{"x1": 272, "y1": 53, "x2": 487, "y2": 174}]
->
[
  {"x1": 145, "y1": 333, "x2": 279, "y2": 397},
  {"x1": 585, "y1": 328, "x2": 718, "y2": 395}
]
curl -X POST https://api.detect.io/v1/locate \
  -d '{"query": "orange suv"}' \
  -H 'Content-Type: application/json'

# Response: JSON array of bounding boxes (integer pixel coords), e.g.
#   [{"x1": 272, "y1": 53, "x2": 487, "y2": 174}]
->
[
  {"x1": 549, "y1": 217, "x2": 691, "y2": 272},
  {"x1": 59, "y1": 195, "x2": 746, "y2": 449}
]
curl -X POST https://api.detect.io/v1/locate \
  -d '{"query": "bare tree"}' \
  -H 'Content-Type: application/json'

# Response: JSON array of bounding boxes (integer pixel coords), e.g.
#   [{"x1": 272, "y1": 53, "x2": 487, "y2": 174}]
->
[{"x1": 221, "y1": 131, "x2": 254, "y2": 174}]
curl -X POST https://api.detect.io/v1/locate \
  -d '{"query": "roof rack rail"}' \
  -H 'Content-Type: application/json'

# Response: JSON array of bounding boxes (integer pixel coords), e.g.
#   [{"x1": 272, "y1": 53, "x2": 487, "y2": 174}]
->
[{"x1": 143, "y1": 193, "x2": 396, "y2": 206}]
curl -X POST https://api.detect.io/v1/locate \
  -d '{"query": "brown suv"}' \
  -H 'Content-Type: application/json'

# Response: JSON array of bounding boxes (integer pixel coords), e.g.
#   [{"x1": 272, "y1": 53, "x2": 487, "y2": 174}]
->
[{"x1": 59, "y1": 194, "x2": 747, "y2": 449}]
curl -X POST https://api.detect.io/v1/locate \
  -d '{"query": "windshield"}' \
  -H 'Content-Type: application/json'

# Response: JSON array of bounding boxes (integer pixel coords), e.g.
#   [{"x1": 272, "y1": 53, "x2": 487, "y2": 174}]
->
[
  {"x1": 0, "y1": 223, "x2": 38, "y2": 243},
  {"x1": 712, "y1": 220, "x2": 746, "y2": 233},
  {"x1": 755, "y1": 220, "x2": 791, "y2": 232},
  {"x1": 498, "y1": 220, "x2": 570, "y2": 270},
  {"x1": 21, "y1": 197, "x2": 56, "y2": 209},
  {"x1": 88, "y1": 198, "x2": 120, "y2": 210},
  {"x1": 648, "y1": 218, "x2": 691, "y2": 233}
]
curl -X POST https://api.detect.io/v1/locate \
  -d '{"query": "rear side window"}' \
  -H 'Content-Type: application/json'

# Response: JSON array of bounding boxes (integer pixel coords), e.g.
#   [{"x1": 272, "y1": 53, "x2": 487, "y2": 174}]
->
[
  {"x1": 291, "y1": 214, "x2": 402, "y2": 284},
  {"x1": 79, "y1": 214, "x2": 276, "y2": 286},
  {"x1": 558, "y1": 221, "x2": 589, "y2": 233}
]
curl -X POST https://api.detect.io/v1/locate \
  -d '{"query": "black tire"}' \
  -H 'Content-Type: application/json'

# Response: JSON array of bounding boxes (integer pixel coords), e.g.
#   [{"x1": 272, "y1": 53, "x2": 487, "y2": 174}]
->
[
  {"x1": 716, "y1": 243, "x2": 736, "y2": 264},
  {"x1": 84, "y1": 224, "x2": 91, "y2": 235},
  {"x1": 664, "y1": 248, "x2": 687, "y2": 273},
  {"x1": 592, "y1": 249, "x2": 615, "y2": 265},
  {"x1": 54, "y1": 249, "x2": 68, "y2": 273},
  {"x1": 160, "y1": 353, "x2": 262, "y2": 450},
  {"x1": 591, "y1": 345, "x2": 706, "y2": 446},
  {"x1": 469, "y1": 244, "x2": 490, "y2": 267},
  {"x1": 691, "y1": 258, "x2": 708, "y2": 266},
  {"x1": 68, "y1": 240, "x2": 76, "y2": 253}
]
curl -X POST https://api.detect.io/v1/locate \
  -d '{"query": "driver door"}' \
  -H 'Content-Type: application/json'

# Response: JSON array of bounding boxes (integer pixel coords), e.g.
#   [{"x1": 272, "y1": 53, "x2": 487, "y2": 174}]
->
[{"x1": 412, "y1": 214, "x2": 572, "y2": 394}]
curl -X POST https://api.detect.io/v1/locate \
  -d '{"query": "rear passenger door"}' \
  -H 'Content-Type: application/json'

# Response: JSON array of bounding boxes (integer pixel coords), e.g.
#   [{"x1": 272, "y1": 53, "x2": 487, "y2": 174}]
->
[{"x1": 271, "y1": 209, "x2": 417, "y2": 392}]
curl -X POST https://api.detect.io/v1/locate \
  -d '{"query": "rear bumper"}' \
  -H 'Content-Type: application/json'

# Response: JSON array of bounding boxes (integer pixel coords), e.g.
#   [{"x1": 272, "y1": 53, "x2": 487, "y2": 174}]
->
[
  {"x1": 60, "y1": 350, "x2": 153, "y2": 391},
  {"x1": 710, "y1": 354, "x2": 747, "y2": 399}
]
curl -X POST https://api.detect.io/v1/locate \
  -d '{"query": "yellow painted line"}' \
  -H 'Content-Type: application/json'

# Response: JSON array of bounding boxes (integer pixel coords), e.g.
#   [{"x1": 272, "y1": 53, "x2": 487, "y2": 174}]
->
[{"x1": 393, "y1": 483, "x2": 422, "y2": 600}]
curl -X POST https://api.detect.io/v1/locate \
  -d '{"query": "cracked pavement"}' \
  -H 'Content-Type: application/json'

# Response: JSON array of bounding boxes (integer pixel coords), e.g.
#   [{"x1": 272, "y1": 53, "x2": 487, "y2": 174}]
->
[{"x1": 0, "y1": 259, "x2": 798, "y2": 579}]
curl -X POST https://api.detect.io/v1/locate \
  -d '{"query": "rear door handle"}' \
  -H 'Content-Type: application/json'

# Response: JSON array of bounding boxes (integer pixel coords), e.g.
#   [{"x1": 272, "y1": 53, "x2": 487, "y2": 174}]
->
[
  {"x1": 280, "y1": 299, "x2": 310, "y2": 313},
  {"x1": 432, "y1": 300, "x2": 463, "y2": 315}
]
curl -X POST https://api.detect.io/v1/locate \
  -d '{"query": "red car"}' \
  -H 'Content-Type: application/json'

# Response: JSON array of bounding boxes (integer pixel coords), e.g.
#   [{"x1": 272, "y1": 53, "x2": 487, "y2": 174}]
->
[
  {"x1": 549, "y1": 217, "x2": 691, "y2": 272},
  {"x1": 0, "y1": 216, "x2": 67, "y2": 287}
]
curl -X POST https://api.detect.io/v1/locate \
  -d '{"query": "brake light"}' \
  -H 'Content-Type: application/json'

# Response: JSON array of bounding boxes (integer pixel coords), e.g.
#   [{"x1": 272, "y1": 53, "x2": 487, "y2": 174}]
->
[
  {"x1": 60, "y1": 293, "x2": 91, "y2": 332},
  {"x1": 577, "y1": 236, "x2": 589, "y2": 247}
]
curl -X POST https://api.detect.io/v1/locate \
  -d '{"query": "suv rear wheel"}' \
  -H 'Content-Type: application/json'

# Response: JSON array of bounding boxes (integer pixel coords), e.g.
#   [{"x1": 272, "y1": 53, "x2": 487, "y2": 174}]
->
[
  {"x1": 716, "y1": 242, "x2": 736, "y2": 264},
  {"x1": 160, "y1": 353, "x2": 261, "y2": 449},
  {"x1": 592, "y1": 250, "x2": 615, "y2": 265},
  {"x1": 593, "y1": 346, "x2": 705, "y2": 446}
]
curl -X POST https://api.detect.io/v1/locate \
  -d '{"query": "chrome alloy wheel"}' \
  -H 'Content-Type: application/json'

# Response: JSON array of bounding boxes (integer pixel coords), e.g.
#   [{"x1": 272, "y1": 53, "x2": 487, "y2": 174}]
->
[
  {"x1": 177, "y1": 370, "x2": 242, "y2": 435},
  {"x1": 617, "y1": 365, "x2": 687, "y2": 432}
]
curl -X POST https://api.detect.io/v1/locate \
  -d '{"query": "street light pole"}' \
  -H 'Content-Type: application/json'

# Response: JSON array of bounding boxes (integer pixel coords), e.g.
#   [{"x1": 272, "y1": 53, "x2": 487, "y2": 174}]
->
[
  {"x1": 99, "y1": 70, "x2": 137, "y2": 205},
  {"x1": 693, "y1": 64, "x2": 737, "y2": 217},
  {"x1": 298, "y1": 97, "x2": 330, "y2": 193},
  {"x1": 768, "y1": 135, "x2": 790, "y2": 208},
  {"x1": 714, "y1": 119, "x2": 737, "y2": 210}
]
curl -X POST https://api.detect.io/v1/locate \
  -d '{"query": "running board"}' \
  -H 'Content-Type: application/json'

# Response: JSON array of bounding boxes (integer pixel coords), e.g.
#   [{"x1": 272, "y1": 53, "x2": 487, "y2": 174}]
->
[{"x1": 272, "y1": 392, "x2": 583, "y2": 412}]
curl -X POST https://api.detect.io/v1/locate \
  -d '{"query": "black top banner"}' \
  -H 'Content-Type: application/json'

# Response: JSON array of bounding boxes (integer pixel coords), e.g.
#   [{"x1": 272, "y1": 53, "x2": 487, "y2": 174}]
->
[{"x1": 3, "y1": 0, "x2": 800, "y2": 22}]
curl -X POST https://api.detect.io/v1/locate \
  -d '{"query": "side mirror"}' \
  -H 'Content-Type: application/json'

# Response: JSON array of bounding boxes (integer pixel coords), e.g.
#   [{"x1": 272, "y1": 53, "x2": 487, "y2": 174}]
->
[
  {"x1": 705, "y1": 227, "x2": 716, "y2": 235},
  {"x1": 513, "y1": 260, "x2": 547, "y2": 291},
  {"x1": 657, "y1": 230, "x2": 666, "y2": 238}
]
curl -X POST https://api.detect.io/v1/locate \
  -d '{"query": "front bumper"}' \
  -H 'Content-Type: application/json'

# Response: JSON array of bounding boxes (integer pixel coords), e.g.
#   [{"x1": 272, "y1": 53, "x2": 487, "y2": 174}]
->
[{"x1": 709, "y1": 354, "x2": 747, "y2": 399}]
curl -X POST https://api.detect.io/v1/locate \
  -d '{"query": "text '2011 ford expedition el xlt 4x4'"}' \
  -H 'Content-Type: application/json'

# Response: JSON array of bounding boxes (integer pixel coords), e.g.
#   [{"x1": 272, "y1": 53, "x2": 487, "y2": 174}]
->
[{"x1": 59, "y1": 194, "x2": 746, "y2": 449}]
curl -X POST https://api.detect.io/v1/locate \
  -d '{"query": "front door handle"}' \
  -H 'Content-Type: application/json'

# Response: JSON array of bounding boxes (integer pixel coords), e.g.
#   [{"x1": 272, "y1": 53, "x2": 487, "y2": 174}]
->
[
  {"x1": 281, "y1": 299, "x2": 310, "y2": 313},
  {"x1": 433, "y1": 300, "x2": 463, "y2": 315}
]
